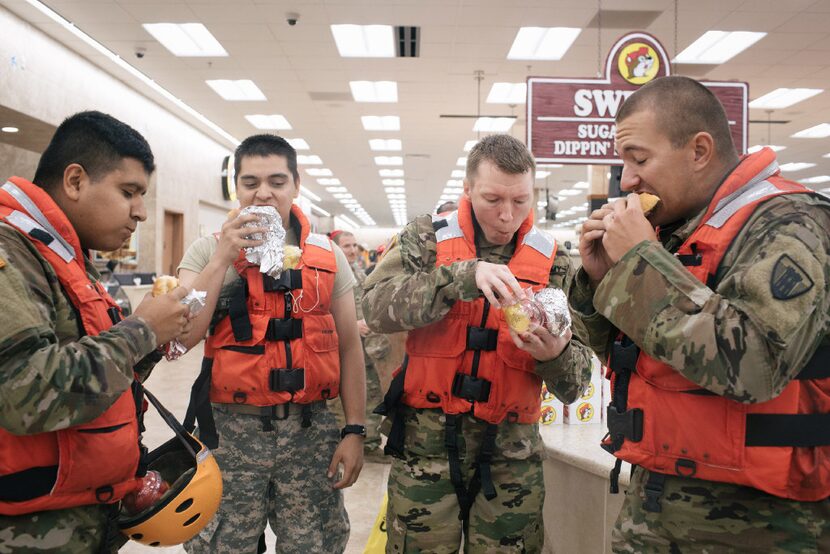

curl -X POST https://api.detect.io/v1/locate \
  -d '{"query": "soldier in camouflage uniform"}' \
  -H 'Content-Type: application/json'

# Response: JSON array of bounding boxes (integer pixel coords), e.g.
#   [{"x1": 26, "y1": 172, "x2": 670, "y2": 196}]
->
[
  {"x1": 329, "y1": 230, "x2": 389, "y2": 459},
  {"x1": 363, "y1": 134, "x2": 594, "y2": 553},
  {"x1": 570, "y1": 76, "x2": 830, "y2": 552},
  {"x1": 0, "y1": 111, "x2": 191, "y2": 552},
  {"x1": 178, "y1": 135, "x2": 364, "y2": 553}
]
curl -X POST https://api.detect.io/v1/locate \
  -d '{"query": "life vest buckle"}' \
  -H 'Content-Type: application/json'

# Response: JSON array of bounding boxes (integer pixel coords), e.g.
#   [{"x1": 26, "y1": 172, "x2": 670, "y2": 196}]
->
[
  {"x1": 451, "y1": 373, "x2": 491, "y2": 403},
  {"x1": 605, "y1": 405, "x2": 643, "y2": 450},
  {"x1": 265, "y1": 318, "x2": 303, "y2": 341},
  {"x1": 609, "y1": 338, "x2": 639, "y2": 374},
  {"x1": 269, "y1": 368, "x2": 305, "y2": 393},
  {"x1": 263, "y1": 269, "x2": 303, "y2": 292}
]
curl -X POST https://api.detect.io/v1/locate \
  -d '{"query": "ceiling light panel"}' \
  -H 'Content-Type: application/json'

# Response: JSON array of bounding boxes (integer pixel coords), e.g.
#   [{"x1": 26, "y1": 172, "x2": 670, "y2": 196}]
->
[
  {"x1": 369, "y1": 139, "x2": 402, "y2": 151},
  {"x1": 297, "y1": 155, "x2": 322, "y2": 165},
  {"x1": 535, "y1": 171, "x2": 550, "y2": 179},
  {"x1": 486, "y1": 82, "x2": 527, "y2": 104},
  {"x1": 779, "y1": 162, "x2": 816, "y2": 172},
  {"x1": 350, "y1": 81, "x2": 398, "y2": 102},
  {"x1": 382, "y1": 179, "x2": 405, "y2": 186},
  {"x1": 206, "y1": 79, "x2": 266, "y2": 101},
  {"x1": 792, "y1": 124, "x2": 830, "y2": 139},
  {"x1": 749, "y1": 88, "x2": 823, "y2": 109},
  {"x1": 375, "y1": 156, "x2": 403, "y2": 166},
  {"x1": 473, "y1": 117, "x2": 515, "y2": 132},
  {"x1": 451, "y1": 170, "x2": 466, "y2": 178},
  {"x1": 673, "y1": 31, "x2": 766, "y2": 64},
  {"x1": 331, "y1": 24, "x2": 394, "y2": 58},
  {"x1": 143, "y1": 23, "x2": 228, "y2": 57},
  {"x1": 747, "y1": 144, "x2": 786, "y2": 153},
  {"x1": 1, "y1": 127, "x2": 18, "y2": 133},
  {"x1": 286, "y1": 138, "x2": 309, "y2": 150},
  {"x1": 362, "y1": 116, "x2": 400, "y2": 131},
  {"x1": 463, "y1": 141, "x2": 478, "y2": 152},
  {"x1": 317, "y1": 178, "x2": 341, "y2": 185},
  {"x1": 507, "y1": 27, "x2": 581, "y2": 60},
  {"x1": 245, "y1": 114, "x2": 291, "y2": 130},
  {"x1": 456, "y1": 157, "x2": 467, "y2": 166},
  {"x1": 801, "y1": 176, "x2": 830, "y2": 184},
  {"x1": 384, "y1": 187, "x2": 406, "y2": 193},
  {"x1": 379, "y1": 169, "x2": 404, "y2": 177},
  {"x1": 306, "y1": 168, "x2": 333, "y2": 177}
]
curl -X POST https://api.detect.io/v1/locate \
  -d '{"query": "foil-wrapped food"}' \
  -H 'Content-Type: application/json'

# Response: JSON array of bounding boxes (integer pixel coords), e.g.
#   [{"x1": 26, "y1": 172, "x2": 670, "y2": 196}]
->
[
  {"x1": 239, "y1": 206, "x2": 286, "y2": 278},
  {"x1": 151, "y1": 275, "x2": 207, "y2": 361},
  {"x1": 503, "y1": 287, "x2": 571, "y2": 337}
]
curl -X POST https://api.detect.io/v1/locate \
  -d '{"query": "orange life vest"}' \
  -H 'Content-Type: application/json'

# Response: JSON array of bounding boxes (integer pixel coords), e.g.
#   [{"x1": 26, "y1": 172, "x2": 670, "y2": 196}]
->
[
  {"x1": 206, "y1": 205, "x2": 341, "y2": 406},
  {"x1": 604, "y1": 149, "x2": 830, "y2": 501},
  {"x1": 0, "y1": 177, "x2": 142, "y2": 515},
  {"x1": 401, "y1": 196, "x2": 557, "y2": 424}
]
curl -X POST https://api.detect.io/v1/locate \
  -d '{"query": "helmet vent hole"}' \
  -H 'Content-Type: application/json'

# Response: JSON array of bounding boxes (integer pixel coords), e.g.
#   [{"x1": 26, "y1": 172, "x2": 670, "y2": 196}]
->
[
  {"x1": 175, "y1": 498, "x2": 194, "y2": 512},
  {"x1": 130, "y1": 533, "x2": 143, "y2": 540},
  {"x1": 184, "y1": 513, "x2": 201, "y2": 526},
  {"x1": 150, "y1": 542, "x2": 160, "y2": 547}
]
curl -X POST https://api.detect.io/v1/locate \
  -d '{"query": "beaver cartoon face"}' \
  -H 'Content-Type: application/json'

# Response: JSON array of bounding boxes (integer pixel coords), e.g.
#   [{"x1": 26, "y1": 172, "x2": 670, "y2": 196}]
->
[
  {"x1": 625, "y1": 46, "x2": 654, "y2": 79},
  {"x1": 541, "y1": 406, "x2": 556, "y2": 424}
]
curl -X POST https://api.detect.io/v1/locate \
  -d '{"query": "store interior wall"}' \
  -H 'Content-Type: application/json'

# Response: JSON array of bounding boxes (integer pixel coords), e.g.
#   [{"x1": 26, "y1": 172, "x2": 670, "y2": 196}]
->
[{"x1": 0, "y1": 5, "x2": 234, "y2": 274}]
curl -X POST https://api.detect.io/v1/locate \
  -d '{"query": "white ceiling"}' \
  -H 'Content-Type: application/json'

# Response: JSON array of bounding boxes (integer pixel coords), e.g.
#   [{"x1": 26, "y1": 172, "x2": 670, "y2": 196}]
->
[{"x1": 2, "y1": 0, "x2": 830, "y2": 227}]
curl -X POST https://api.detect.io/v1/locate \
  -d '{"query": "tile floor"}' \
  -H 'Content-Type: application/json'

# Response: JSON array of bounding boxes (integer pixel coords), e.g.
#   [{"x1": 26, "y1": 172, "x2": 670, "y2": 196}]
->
[{"x1": 120, "y1": 344, "x2": 389, "y2": 554}]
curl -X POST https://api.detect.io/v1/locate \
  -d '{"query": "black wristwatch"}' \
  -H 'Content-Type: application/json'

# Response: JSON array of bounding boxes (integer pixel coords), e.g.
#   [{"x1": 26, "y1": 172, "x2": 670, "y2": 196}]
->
[{"x1": 340, "y1": 424, "x2": 367, "y2": 439}]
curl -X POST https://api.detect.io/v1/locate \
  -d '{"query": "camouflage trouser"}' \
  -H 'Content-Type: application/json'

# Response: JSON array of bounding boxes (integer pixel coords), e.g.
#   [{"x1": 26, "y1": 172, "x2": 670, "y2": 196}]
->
[
  {"x1": 331, "y1": 355, "x2": 384, "y2": 453},
  {"x1": 0, "y1": 504, "x2": 124, "y2": 553},
  {"x1": 613, "y1": 466, "x2": 830, "y2": 553},
  {"x1": 384, "y1": 408, "x2": 545, "y2": 554},
  {"x1": 184, "y1": 403, "x2": 349, "y2": 554}
]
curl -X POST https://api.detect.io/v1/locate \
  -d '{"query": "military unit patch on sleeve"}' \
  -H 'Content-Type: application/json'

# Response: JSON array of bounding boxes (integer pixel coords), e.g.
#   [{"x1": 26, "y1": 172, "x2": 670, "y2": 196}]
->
[{"x1": 770, "y1": 254, "x2": 814, "y2": 300}]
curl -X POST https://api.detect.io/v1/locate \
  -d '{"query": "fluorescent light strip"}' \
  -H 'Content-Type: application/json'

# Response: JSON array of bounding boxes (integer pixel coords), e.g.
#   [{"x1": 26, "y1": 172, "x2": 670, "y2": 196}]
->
[
  {"x1": 507, "y1": 27, "x2": 581, "y2": 60},
  {"x1": 451, "y1": 169, "x2": 466, "y2": 178},
  {"x1": 245, "y1": 114, "x2": 291, "y2": 130},
  {"x1": 299, "y1": 188, "x2": 322, "y2": 202},
  {"x1": 383, "y1": 179, "x2": 405, "y2": 186},
  {"x1": 749, "y1": 88, "x2": 823, "y2": 109},
  {"x1": 337, "y1": 214, "x2": 360, "y2": 229},
  {"x1": 297, "y1": 155, "x2": 323, "y2": 165},
  {"x1": 207, "y1": 79, "x2": 266, "y2": 101},
  {"x1": 456, "y1": 157, "x2": 467, "y2": 166},
  {"x1": 473, "y1": 117, "x2": 515, "y2": 132},
  {"x1": 362, "y1": 115, "x2": 400, "y2": 131},
  {"x1": 22, "y1": 0, "x2": 240, "y2": 147},
  {"x1": 486, "y1": 82, "x2": 527, "y2": 104},
  {"x1": 535, "y1": 171, "x2": 550, "y2": 179},
  {"x1": 792, "y1": 123, "x2": 830, "y2": 139},
  {"x1": 286, "y1": 138, "x2": 310, "y2": 150},
  {"x1": 674, "y1": 30, "x2": 766, "y2": 64},
  {"x1": 379, "y1": 169, "x2": 404, "y2": 177},
  {"x1": 801, "y1": 175, "x2": 830, "y2": 184},
  {"x1": 779, "y1": 162, "x2": 816, "y2": 172},
  {"x1": 369, "y1": 138, "x2": 402, "y2": 151},
  {"x1": 331, "y1": 24, "x2": 394, "y2": 58},
  {"x1": 317, "y1": 178, "x2": 341, "y2": 186},
  {"x1": 310, "y1": 204, "x2": 331, "y2": 217},
  {"x1": 747, "y1": 144, "x2": 786, "y2": 154},
  {"x1": 306, "y1": 168, "x2": 333, "y2": 177},
  {"x1": 142, "y1": 23, "x2": 227, "y2": 57},
  {"x1": 463, "y1": 141, "x2": 478, "y2": 152},
  {"x1": 350, "y1": 81, "x2": 398, "y2": 102}
]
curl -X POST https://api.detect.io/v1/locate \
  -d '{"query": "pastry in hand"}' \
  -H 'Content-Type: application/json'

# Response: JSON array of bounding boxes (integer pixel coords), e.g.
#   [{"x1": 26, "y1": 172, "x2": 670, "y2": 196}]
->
[
  {"x1": 503, "y1": 303, "x2": 531, "y2": 334},
  {"x1": 638, "y1": 193, "x2": 661, "y2": 215},
  {"x1": 152, "y1": 275, "x2": 179, "y2": 297},
  {"x1": 283, "y1": 245, "x2": 303, "y2": 269}
]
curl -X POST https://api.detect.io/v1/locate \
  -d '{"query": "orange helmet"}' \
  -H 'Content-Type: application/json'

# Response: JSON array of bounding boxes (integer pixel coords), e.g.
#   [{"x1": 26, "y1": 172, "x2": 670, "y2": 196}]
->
[{"x1": 119, "y1": 391, "x2": 222, "y2": 547}]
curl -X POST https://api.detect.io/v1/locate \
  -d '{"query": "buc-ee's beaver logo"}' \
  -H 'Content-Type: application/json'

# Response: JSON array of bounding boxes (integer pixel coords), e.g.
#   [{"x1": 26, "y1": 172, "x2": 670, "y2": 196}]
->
[
  {"x1": 577, "y1": 402, "x2": 594, "y2": 422},
  {"x1": 618, "y1": 43, "x2": 659, "y2": 85},
  {"x1": 581, "y1": 382, "x2": 595, "y2": 400},
  {"x1": 541, "y1": 405, "x2": 557, "y2": 425}
]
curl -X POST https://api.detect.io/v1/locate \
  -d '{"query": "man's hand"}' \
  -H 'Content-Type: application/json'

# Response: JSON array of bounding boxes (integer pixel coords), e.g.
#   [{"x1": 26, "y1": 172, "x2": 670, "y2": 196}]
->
[
  {"x1": 601, "y1": 194, "x2": 658, "y2": 263},
  {"x1": 357, "y1": 319, "x2": 371, "y2": 337},
  {"x1": 579, "y1": 205, "x2": 615, "y2": 288},
  {"x1": 475, "y1": 262, "x2": 523, "y2": 308},
  {"x1": 510, "y1": 326, "x2": 572, "y2": 362},
  {"x1": 132, "y1": 286, "x2": 191, "y2": 346},
  {"x1": 214, "y1": 212, "x2": 266, "y2": 266},
  {"x1": 328, "y1": 433, "x2": 364, "y2": 489}
]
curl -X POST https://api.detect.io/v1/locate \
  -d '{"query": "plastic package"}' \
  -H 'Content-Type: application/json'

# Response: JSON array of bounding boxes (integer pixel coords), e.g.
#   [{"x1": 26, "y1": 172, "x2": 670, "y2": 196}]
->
[
  {"x1": 503, "y1": 287, "x2": 571, "y2": 337},
  {"x1": 121, "y1": 470, "x2": 170, "y2": 515}
]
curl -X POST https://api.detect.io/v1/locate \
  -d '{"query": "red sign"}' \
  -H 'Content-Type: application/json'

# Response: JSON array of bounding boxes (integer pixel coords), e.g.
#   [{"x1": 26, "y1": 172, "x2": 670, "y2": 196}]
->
[{"x1": 527, "y1": 32, "x2": 748, "y2": 165}]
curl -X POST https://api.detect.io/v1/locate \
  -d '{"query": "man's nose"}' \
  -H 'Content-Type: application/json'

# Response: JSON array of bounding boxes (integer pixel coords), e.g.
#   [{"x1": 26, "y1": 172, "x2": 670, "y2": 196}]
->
[{"x1": 620, "y1": 164, "x2": 640, "y2": 192}]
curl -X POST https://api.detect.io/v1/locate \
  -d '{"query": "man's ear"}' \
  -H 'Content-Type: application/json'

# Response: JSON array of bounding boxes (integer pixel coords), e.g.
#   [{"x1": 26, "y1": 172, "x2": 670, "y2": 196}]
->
[
  {"x1": 690, "y1": 132, "x2": 715, "y2": 169},
  {"x1": 62, "y1": 163, "x2": 86, "y2": 201}
]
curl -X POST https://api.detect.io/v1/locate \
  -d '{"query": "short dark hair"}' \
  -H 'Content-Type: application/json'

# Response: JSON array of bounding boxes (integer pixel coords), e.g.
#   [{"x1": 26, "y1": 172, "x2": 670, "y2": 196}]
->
[
  {"x1": 466, "y1": 134, "x2": 535, "y2": 182},
  {"x1": 234, "y1": 134, "x2": 299, "y2": 183},
  {"x1": 33, "y1": 111, "x2": 154, "y2": 190},
  {"x1": 616, "y1": 76, "x2": 738, "y2": 162},
  {"x1": 436, "y1": 201, "x2": 458, "y2": 214}
]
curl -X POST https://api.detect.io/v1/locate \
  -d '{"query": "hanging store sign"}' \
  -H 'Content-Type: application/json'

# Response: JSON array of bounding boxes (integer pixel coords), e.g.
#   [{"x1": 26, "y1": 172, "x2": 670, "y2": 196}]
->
[{"x1": 527, "y1": 32, "x2": 748, "y2": 165}]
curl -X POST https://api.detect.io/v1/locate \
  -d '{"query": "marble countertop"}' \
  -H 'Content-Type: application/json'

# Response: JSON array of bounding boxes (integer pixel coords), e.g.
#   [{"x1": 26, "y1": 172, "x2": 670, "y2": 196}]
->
[{"x1": 540, "y1": 424, "x2": 631, "y2": 487}]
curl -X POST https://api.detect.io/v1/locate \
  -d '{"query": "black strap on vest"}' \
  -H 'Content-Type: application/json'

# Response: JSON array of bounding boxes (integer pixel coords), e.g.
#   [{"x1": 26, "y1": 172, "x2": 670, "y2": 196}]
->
[
  {"x1": 229, "y1": 279, "x2": 253, "y2": 342},
  {"x1": 183, "y1": 357, "x2": 219, "y2": 449},
  {"x1": 373, "y1": 356, "x2": 409, "y2": 458},
  {"x1": 796, "y1": 344, "x2": 830, "y2": 380},
  {"x1": 263, "y1": 269, "x2": 303, "y2": 292},
  {"x1": 603, "y1": 336, "x2": 641, "y2": 494},
  {"x1": 265, "y1": 318, "x2": 303, "y2": 341},
  {"x1": 466, "y1": 326, "x2": 498, "y2": 351},
  {"x1": 444, "y1": 415, "x2": 470, "y2": 522},
  {"x1": 642, "y1": 471, "x2": 667, "y2": 513},
  {"x1": 745, "y1": 413, "x2": 830, "y2": 447}
]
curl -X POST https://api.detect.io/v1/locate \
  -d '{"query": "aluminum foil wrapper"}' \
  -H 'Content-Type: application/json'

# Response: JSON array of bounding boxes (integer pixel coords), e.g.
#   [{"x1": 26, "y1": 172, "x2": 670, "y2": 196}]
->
[
  {"x1": 239, "y1": 205, "x2": 286, "y2": 278},
  {"x1": 164, "y1": 289, "x2": 208, "y2": 361},
  {"x1": 534, "y1": 287, "x2": 571, "y2": 337}
]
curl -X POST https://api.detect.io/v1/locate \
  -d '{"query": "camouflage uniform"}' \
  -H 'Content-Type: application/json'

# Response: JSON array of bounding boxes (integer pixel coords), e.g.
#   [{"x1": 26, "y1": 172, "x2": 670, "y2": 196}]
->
[
  {"x1": 569, "y1": 192, "x2": 830, "y2": 552},
  {"x1": 331, "y1": 262, "x2": 389, "y2": 456},
  {"x1": 362, "y1": 213, "x2": 594, "y2": 553},
  {"x1": 0, "y1": 223, "x2": 161, "y2": 553}
]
